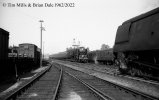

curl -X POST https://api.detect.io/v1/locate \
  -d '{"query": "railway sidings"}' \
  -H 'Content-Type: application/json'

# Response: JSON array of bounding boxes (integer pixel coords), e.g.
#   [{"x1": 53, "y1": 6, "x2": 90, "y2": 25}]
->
[
  {"x1": 55, "y1": 60, "x2": 159, "y2": 99},
  {"x1": 1, "y1": 60, "x2": 159, "y2": 100},
  {"x1": 1, "y1": 62, "x2": 112, "y2": 100},
  {"x1": 58, "y1": 62, "x2": 158, "y2": 100},
  {"x1": 56, "y1": 65, "x2": 111, "y2": 100}
]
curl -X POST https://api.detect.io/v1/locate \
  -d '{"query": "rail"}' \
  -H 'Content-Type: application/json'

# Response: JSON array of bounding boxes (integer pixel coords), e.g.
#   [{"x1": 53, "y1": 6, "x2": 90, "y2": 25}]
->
[
  {"x1": 4, "y1": 64, "x2": 52, "y2": 100},
  {"x1": 52, "y1": 65, "x2": 63, "y2": 100},
  {"x1": 60, "y1": 63, "x2": 159, "y2": 100},
  {"x1": 64, "y1": 70, "x2": 114, "y2": 100}
]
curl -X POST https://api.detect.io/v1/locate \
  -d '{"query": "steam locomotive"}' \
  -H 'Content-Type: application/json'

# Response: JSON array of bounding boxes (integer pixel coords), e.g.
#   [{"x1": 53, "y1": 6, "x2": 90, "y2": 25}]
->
[
  {"x1": 114, "y1": 7, "x2": 159, "y2": 80},
  {"x1": 66, "y1": 47, "x2": 88, "y2": 62},
  {"x1": 51, "y1": 47, "x2": 114, "y2": 65}
]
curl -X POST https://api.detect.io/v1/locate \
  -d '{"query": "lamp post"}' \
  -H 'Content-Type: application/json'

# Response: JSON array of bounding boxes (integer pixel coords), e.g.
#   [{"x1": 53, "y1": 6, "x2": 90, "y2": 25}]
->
[{"x1": 39, "y1": 20, "x2": 44, "y2": 67}]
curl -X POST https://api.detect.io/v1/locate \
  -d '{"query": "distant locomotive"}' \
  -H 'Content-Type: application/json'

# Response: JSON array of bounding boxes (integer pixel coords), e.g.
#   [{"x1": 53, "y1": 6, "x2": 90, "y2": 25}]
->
[
  {"x1": 66, "y1": 47, "x2": 88, "y2": 62},
  {"x1": 114, "y1": 7, "x2": 159, "y2": 80},
  {"x1": 51, "y1": 46, "x2": 114, "y2": 65},
  {"x1": 78, "y1": 47, "x2": 88, "y2": 62}
]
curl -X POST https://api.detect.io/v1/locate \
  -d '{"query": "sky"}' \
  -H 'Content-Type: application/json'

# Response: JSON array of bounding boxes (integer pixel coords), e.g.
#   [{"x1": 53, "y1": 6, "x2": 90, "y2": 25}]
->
[{"x1": 0, "y1": 0, "x2": 159, "y2": 55}]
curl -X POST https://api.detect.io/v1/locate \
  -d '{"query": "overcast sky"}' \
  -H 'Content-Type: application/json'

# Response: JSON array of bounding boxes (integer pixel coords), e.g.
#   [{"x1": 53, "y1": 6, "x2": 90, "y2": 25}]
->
[{"x1": 1, "y1": 0, "x2": 159, "y2": 54}]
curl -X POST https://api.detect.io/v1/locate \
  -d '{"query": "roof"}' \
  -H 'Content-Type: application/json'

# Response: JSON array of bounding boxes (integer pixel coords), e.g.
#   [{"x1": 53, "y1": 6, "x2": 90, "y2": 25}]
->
[
  {"x1": 0, "y1": 28, "x2": 9, "y2": 36},
  {"x1": 19, "y1": 43, "x2": 37, "y2": 47}
]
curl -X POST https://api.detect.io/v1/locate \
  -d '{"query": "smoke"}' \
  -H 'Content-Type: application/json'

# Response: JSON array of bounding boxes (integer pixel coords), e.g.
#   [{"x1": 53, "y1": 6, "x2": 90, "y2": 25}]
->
[{"x1": 93, "y1": 56, "x2": 98, "y2": 64}]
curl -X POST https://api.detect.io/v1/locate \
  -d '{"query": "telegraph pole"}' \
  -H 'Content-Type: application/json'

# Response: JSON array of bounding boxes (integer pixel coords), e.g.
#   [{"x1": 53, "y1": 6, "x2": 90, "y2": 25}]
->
[
  {"x1": 43, "y1": 41, "x2": 44, "y2": 60},
  {"x1": 39, "y1": 20, "x2": 44, "y2": 67}
]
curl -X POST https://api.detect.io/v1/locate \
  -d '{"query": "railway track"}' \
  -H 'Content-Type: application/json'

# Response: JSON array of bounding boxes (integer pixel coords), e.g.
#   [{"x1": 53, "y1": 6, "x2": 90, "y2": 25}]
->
[
  {"x1": 3, "y1": 63, "x2": 114, "y2": 100},
  {"x1": 57, "y1": 63, "x2": 158, "y2": 100},
  {"x1": 54, "y1": 63, "x2": 114, "y2": 100},
  {"x1": 3, "y1": 64, "x2": 61, "y2": 100},
  {"x1": 4, "y1": 61, "x2": 158, "y2": 100},
  {"x1": 56, "y1": 69, "x2": 112, "y2": 100},
  {"x1": 16, "y1": 64, "x2": 62, "y2": 100},
  {"x1": 58, "y1": 60, "x2": 159, "y2": 85}
]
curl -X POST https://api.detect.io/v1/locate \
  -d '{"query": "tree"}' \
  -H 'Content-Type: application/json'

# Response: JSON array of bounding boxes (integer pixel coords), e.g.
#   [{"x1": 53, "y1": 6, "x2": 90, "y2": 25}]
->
[{"x1": 101, "y1": 44, "x2": 110, "y2": 50}]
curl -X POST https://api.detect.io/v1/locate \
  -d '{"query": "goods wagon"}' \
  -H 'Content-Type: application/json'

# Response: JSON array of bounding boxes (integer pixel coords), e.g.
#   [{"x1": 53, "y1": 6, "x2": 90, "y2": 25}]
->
[
  {"x1": 19, "y1": 43, "x2": 37, "y2": 58},
  {"x1": 8, "y1": 43, "x2": 40, "y2": 77},
  {"x1": 19, "y1": 43, "x2": 39, "y2": 64},
  {"x1": 0, "y1": 28, "x2": 9, "y2": 61},
  {"x1": 0, "y1": 28, "x2": 9, "y2": 76},
  {"x1": 114, "y1": 7, "x2": 159, "y2": 80},
  {"x1": 87, "y1": 50, "x2": 97, "y2": 63},
  {"x1": 87, "y1": 49, "x2": 114, "y2": 65},
  {"x1": 36, "y1": 48, "x2": 40, "y2": 65},
  {"x1": 96, "y1": 49, "x2": 114, "y2": 65}
]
